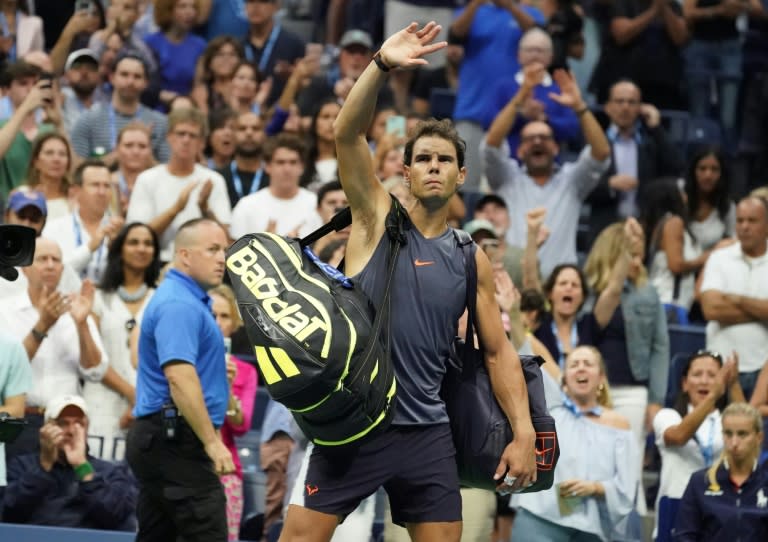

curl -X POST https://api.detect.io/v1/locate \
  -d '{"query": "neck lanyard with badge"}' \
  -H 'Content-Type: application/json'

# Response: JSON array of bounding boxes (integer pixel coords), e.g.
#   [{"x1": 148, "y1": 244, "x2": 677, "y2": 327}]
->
[
  {"x1": 0, "y1": 10, "x2": 19, "y2": 62},
  {"x1": 551, "y1": 318, "x2": 579, "y2": 370},
  {"x1": 694, "y1": 414, "x2": 717, "y2": 467},
  {"x1": 231, "y1": 161, "x2": 262, "y2": 199},
  {"x1": 72, "y1": 211, "x2": 108, "y2": 279},
  {"x1": 245, "y1": 23, "x2": 281, "y2": 74}
]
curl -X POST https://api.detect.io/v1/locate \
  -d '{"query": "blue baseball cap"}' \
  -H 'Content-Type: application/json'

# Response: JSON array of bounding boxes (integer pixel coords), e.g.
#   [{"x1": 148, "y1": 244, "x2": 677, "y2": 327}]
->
[{"x1": 7, "y1": 188, "x2": 47, "y2": 216}]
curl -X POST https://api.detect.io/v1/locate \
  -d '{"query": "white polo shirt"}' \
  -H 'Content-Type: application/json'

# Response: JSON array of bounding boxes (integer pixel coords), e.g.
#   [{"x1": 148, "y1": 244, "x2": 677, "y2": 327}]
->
[{"x1": 700, "y1": 242, "x2": 768, "y2": 373}]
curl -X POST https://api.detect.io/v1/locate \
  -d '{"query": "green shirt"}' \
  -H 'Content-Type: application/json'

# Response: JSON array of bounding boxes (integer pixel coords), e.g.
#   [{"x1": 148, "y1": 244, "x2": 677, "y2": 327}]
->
[{"x1": 0, "y1": 121, "x2": 55, "y2": 201}]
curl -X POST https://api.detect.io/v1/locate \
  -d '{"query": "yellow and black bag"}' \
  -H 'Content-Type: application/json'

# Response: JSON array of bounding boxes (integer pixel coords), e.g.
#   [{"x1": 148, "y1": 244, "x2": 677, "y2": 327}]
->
[{"x1": 226, "y1": 198, "x2": 406, "y2": 447}]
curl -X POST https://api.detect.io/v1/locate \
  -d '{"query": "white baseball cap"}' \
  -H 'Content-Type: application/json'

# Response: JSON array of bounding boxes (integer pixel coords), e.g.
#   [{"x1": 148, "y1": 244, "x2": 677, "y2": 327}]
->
[{"x1": 44, "y1": 394, "x2": 89, "y2": 422}]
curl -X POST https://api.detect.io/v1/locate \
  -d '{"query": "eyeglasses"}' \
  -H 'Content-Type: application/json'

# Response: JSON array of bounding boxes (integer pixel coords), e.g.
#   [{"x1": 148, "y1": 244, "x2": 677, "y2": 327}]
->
[{"x1": 521, "y1": 133, "x2": 554, "y2": 144}]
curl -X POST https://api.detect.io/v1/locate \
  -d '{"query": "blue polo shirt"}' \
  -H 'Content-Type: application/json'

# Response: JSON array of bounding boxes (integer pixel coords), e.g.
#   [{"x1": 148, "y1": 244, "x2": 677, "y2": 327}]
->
[
  {"x1": 133, "y1": 269, "x2": 228, "y2": 426},
  {"x1": 452, "y1": 4, "x2": 544, "y2": 125}
]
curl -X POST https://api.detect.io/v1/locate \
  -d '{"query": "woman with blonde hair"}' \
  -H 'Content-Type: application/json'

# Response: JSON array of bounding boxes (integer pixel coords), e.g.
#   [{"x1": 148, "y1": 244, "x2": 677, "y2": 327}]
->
[
  {"x1": 25, "y1": 132, "x2": 74, "y2": 220},
  {"x1": 675, "y1": 402, "x2": 768, "y2": 540},
  {"x1": 209, "y1": 284, "x2": 257, "y2": 541},
  {"x1": 510, "y1": 345, "x2": 638, "y2": 541},
  {"x1": 584, "y1": 220, "x2": 669, "y2": 442}
]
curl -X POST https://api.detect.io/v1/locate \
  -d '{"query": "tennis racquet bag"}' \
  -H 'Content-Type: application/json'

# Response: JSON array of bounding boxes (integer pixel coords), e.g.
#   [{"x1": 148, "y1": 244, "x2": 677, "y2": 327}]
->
[{"x1": 226, "y1": 198, "x2": 407, "y2": 447}]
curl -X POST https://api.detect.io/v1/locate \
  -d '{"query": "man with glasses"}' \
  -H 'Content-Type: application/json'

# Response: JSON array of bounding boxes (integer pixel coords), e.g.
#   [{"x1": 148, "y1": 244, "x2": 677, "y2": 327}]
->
[
  {"x1": 482, "y1": 66, "x2": 610, "y2": 276},
  {"x1": 71, "y1": 53, "x2": 170, "y2": 164},
  {"x1": 127, "y1": 108, "x2": 232, "y2": 263},
  {"x1": 587, "y1": 79, "x2": 682, "y2": 237},
  {"x1": 127, "y1": 218, "x2": 234, "y2": 542}
]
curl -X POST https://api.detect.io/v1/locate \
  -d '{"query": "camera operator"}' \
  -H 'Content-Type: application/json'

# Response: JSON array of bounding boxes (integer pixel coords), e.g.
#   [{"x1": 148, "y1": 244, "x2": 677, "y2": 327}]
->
[{"x1": 1, "y1": 187, "x2": 81, "y2": 299}]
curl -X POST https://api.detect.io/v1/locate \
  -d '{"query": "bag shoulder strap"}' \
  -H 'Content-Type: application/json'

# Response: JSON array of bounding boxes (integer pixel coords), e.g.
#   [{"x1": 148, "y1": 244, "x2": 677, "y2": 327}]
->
[{"x1": 452, "y1": 229, "x2": 479, "y2": 368}]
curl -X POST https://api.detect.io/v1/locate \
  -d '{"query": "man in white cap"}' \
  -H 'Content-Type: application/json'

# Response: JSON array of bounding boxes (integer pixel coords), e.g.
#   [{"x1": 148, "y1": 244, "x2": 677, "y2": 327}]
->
[
  {"x1": 2, "y1": 394, "x2": 137, "y2": 530},
  {"x1": 61, "y1": 49, "x2": 109, "y2": 134}
]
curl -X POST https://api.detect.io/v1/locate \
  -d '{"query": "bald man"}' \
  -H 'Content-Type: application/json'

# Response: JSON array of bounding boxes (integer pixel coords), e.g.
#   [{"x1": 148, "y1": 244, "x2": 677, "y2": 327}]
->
[
  {"x1": 127, "y1": 218, "x2": 234, "y2": 542},
  {"x1": 701, "y1": 196, "x2": 768, "y2": 399},
  {"x1": 0, "y1": 237, "x2": 107, "y2": 459}
]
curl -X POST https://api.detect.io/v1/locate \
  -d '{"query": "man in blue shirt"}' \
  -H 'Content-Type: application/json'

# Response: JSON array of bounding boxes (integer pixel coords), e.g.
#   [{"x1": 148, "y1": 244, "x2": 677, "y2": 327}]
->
[{"x1": 126, "y1": 217, "x2": 234, "y2": 542}]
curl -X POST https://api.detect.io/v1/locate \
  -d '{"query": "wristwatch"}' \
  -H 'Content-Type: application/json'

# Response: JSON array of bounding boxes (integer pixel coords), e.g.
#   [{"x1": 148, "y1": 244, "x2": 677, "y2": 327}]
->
[{"x1": 31, "y1": 328, "x2": 47, "y2": 342}]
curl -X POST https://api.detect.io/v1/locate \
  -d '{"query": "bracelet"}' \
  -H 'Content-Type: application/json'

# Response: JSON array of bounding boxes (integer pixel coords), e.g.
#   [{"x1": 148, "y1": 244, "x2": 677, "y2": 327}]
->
[
  {"x1": 575, "y1": 105, "x2": 589, "y2": 117},
  {"x1": 31, "y1": 328, "x2": 47, "y2": 342},
  {"x1": 373, "y1": 51, "x2": 391, "y2": 72},
  {"x1": 74, "y1": 461, "x2": 95, "y2": 480}
]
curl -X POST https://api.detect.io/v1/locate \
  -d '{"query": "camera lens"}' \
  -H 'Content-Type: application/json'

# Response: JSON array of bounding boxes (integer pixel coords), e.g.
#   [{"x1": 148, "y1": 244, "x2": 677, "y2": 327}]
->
[{"x1": 0, "y1": 225, "x2": 36, "y2": 267}]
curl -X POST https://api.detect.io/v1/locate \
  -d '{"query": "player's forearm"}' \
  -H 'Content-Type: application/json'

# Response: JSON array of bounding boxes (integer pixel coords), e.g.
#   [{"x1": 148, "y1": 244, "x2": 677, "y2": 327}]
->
[
  {"x1": 487, "y1": 343, "x2": 535, "y2": 438},
  {"x1": 333, "y1": 61, "x2": 388, "y2": 143}
]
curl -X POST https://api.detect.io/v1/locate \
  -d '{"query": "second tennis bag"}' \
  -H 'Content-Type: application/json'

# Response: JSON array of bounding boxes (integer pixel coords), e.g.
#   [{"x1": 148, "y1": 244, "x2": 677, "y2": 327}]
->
[
  {"x1": 226, "y1": 197, "x2": 407, "y2": 447},
  {"x1": 442, "y1": 230, "x2": 559, "y2": 492}
]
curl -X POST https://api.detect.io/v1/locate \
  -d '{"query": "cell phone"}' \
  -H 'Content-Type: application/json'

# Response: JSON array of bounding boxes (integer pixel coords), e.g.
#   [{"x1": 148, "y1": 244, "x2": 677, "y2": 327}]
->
[
  {"x1": 75, "y1": 0, "x2": 94, "y2": 15},
  {"x1": 39, "y1": 72, "x2": 54, "y2": 104},
  {"x1": 0, "y1": 412, "x2": 27, "y2": 444},
  {"x1": 386, "y1": 115, "x2": 406, "y2": 139}
]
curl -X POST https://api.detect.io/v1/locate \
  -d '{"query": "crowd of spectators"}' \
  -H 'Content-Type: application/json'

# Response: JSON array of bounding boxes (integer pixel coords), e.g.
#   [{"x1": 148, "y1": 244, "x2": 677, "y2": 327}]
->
[{"x1": 0, "y1": 0, "x2": 767, "y2": 541}]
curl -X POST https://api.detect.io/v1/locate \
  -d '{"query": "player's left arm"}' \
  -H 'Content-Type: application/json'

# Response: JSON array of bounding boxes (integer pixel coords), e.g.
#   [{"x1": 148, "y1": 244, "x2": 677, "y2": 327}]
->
[{"x1": 474, "y1": 248, "x2": 537, "y2": 492}]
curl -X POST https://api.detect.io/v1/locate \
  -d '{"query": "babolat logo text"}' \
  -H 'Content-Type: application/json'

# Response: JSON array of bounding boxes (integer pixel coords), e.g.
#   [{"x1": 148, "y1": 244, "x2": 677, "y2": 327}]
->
[{"x1": 227, "y1": 244, "x2": 330, "y2": 347}]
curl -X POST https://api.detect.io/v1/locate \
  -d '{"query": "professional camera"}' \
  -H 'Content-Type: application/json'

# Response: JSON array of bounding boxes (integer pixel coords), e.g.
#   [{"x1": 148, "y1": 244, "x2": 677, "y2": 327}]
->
[
  {"x1": 0, "y1": 412, "x2": 26, "y2": 443},
  {"x1": 0, "y1": 224, "x2": 36, "y2": 281}
]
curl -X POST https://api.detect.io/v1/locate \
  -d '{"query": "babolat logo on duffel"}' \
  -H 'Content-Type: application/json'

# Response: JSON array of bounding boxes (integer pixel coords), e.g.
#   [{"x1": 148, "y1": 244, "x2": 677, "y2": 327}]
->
[{"x1": 226, "y1": 200, "x2": 406, "y2": 447}]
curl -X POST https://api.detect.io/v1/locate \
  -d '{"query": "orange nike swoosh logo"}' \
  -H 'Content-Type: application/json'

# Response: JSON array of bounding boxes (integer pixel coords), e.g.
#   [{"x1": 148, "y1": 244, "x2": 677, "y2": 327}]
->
[{"x1": 414, "y1": 259, "x2": 435, "y2": 267}]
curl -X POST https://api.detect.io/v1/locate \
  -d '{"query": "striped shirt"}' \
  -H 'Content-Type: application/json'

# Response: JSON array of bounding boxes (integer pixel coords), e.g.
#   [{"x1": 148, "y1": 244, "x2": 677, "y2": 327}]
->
[{"x1": 70, "y1": 103, "x2": 170, "y2": 162}]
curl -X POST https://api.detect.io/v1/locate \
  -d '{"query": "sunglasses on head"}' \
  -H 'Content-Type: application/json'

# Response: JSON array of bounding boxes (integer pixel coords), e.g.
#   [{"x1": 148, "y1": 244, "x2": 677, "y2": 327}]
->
[{"x1": 691, "y1": 349, "x2": 724, "y2": 364}]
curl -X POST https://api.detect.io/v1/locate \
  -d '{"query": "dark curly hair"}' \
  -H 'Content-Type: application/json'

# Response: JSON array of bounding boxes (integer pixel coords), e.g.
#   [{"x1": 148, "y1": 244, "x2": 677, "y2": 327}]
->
[
  {"x1": 403, "y1": 118, "x2": 466, "y2": 169},
  {"x1": 99, "y1": 223, "x2": 161, "y2": 292}
]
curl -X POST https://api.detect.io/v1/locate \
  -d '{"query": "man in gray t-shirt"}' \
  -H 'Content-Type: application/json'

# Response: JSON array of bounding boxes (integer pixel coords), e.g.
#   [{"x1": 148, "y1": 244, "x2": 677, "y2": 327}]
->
[
  {"x1": 70, "y1": 54, "x2": 169, "y2": 164},
  {"x1": 482, "y1": 64, "x2": 611, "y2": 277}
]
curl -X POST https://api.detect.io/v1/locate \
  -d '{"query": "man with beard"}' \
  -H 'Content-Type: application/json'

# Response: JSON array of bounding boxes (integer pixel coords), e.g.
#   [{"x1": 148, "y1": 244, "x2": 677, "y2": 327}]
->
[
  {"x1": 61, "y1": 49, "x2": 109, "y2": 134},
  {"x1": 216, "y1": 111, "x2": 268, "y2": 208},
  {"x1": 71, "y1": 53, "x2": 170, "y2": 164},
  {"x1": 482, "y1": 64, "x2": 610, "y2": 276}
]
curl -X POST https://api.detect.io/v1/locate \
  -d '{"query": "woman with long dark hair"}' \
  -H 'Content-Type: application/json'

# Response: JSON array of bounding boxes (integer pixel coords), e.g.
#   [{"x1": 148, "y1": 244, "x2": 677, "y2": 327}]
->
[
  {"x1": 652, "y1": 350, "x2": 743, "y2": 537},
  {"x1": 82, "y1": 222, "x2": 161, "y2": 460},
  {"x1": 300, "y1": 99, "x2": 340, "y2": 190},
  {"x1": 191, "y1": 35, "x2": 245, "y2": 115},
  {"x1": 641, "y1": 177, "x2": 708, "y2": 319},
  {"x1": 684, "y1": 147, "x2": 735, "y2": 251}
]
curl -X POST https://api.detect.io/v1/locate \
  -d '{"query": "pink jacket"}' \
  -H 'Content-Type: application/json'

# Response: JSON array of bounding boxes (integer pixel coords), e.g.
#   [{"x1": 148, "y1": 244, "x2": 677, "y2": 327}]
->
[{"x1": 221, "y1": 356, "x2": 258, "y2": 479}]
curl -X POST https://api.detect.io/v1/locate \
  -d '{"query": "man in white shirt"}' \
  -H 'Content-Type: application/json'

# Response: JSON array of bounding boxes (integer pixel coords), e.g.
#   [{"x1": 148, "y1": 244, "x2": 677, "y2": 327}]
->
[
  {"x1": 701, "y1": 196, "x2": 768, "y2": 399},
  {"x1": 0, "y1": 237, "x2": 107, "y2": 460},
  {"x1": 126, "y1": 107, "x2": 232, "y2": 262},
  {"x1": 43, "y1": 160, "x2": 124, "y2": 283},
  {"x1": 481, "y1": 66, "x2": 610, "y2": 276},
  {"x1": 230, "y1": 133, "x2": 321, "y2": 239}
]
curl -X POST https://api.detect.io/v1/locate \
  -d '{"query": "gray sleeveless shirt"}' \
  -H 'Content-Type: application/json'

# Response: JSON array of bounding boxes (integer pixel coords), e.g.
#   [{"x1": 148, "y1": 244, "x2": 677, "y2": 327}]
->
[{"x1": 354, "y1": 222, "x2": 467, "y2": 425}]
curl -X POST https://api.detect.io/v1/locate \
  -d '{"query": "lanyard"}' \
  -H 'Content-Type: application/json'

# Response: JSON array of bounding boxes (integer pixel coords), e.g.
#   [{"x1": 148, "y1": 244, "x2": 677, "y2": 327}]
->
[
  {"x1": 117, "y1": 171, "x2": 130, "y2": 197},
  {"x1": 231, "y1": 161, "x2": 262, "y2": 199},
  {"x1": 551, "y1": 319, "x2": 579, "y2": 370},
  {"x1": 562, "y1": 394, "x2": 603, "y2": 418},
  {"x1": 695, "y1": 415, "x2": 717, "y2": 467},
  {"x1": 245, "y1": 24, "x2": 281, "y2": 74},
  {"x1": 0, "y1": 11, "x2": 19, "y2": 62},
  {"x1": 108, "y1": 104, "x2": 143, "y2": 149},
  {"x1": 72, "y1": 212, "x2": 107, "y2": 279}
]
